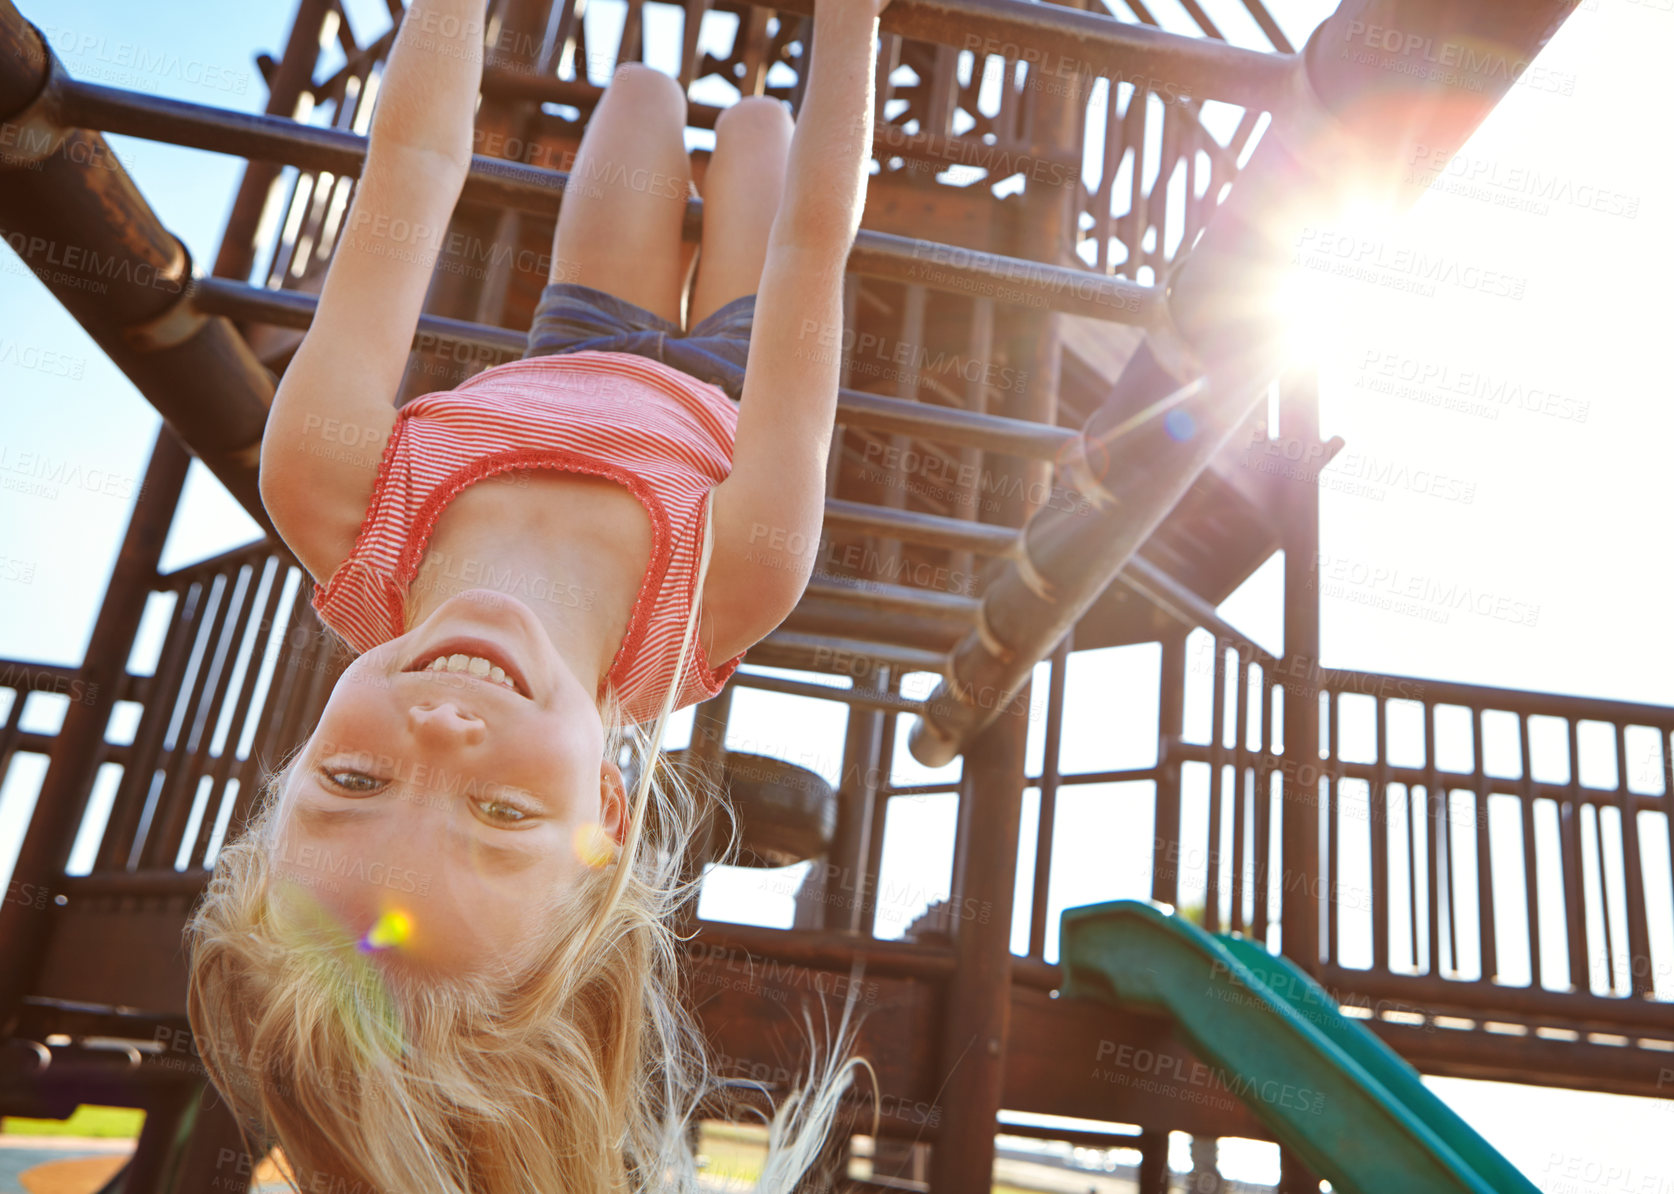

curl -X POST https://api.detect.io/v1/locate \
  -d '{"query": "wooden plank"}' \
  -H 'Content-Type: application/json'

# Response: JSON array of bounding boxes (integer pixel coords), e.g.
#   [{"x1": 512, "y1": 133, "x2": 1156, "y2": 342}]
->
[
  {"x1": 1005, "y1": 987, "x2": 1270, "y2": 1138},
  {"x1": 1057, "y1": 312, "x2": 1145, "y2": 389}
]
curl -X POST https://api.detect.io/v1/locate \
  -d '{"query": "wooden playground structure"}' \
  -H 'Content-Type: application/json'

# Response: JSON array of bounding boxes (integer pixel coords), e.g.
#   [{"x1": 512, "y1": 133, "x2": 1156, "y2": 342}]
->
[{"x1": 4, "y1": 0, "x2": 1671, "y2": 1188}]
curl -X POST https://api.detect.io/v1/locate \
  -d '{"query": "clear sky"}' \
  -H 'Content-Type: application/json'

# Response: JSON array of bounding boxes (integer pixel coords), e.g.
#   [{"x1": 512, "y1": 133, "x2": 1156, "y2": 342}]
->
[{"x1": 2, "y1": 0, "x2": 1671, "y2": 1187}]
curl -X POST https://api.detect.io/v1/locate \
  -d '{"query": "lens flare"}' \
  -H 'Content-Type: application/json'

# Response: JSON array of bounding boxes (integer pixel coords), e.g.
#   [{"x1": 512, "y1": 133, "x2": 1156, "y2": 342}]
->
[
  {"x1": 1164, "y1": 408, "x2": 1197, "y2": 441},
  {"x1": 573, "y1": 822, "x2": 615, "y2": 869},
  {"x1": 360, "y1": 906, "x2": 414, "y2": 952}
]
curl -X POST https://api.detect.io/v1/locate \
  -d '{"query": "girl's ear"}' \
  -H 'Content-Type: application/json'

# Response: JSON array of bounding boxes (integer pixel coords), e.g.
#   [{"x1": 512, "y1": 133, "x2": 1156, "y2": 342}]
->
[{"x1": 598, "y1": 759, "x2": 629, "y2": 845}]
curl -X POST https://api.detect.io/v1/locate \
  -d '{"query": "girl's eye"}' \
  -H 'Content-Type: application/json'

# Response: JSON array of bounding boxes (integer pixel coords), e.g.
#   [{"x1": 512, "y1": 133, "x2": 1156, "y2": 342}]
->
[
  {"x1": 477, "y1": 800, "x2": 531, "y2": 825},
  {"x1": 320, "y1": 768, "x2": 386, "y2": 794}
]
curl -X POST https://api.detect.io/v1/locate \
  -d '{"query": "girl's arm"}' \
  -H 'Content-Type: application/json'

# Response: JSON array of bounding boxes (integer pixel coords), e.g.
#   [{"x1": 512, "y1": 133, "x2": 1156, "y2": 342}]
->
[
  {"x1": 707, "y1": 0, "x2": 887, "y2": 640},
  {"x1": 259, "y1": 0, "x2": 487, "y2": 582}
]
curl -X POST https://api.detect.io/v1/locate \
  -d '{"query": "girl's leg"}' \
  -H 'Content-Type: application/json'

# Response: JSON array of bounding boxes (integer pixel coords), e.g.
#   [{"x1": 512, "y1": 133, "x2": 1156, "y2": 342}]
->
[
  {"x1": 548, "y1": 62, "x2": 692, "y2": 326},
  {"x1": 687, "y1": 97, "x2": 794, "y2": 328}
]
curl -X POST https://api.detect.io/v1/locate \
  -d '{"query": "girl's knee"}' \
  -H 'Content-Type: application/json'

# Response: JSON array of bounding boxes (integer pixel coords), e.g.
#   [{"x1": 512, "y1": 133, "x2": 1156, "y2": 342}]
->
[
  {"x1": 715, "y1": 94, "x2": 795, "y2": 140},
  {"x1": 607, "y1": 61, "x2": 687, "y2": 119}
]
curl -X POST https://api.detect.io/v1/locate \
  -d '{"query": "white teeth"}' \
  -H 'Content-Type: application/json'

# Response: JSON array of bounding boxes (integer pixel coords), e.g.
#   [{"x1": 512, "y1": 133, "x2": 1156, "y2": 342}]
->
[{"x1": 419, "y1": 653, "x2": 519, "y2": 691}]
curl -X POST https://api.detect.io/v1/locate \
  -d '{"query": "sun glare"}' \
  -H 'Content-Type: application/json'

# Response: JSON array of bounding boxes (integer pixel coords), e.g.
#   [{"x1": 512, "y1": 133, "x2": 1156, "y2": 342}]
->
[{"x1": 1273, "y1": 196, "x2": 1409, "y2": 366}]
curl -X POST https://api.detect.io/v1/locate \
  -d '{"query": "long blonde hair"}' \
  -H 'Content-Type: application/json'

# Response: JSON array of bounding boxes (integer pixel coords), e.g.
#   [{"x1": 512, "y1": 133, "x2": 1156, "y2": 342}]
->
[{"x1": 186, "y1": 490, "x2": 866, "y2": 1193}]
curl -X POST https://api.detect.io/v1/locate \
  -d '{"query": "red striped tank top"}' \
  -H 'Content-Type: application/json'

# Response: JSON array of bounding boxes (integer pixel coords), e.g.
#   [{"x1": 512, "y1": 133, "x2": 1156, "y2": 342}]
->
[{"x1": 312, "y1": 350, "x2": 745, "y2": 725}]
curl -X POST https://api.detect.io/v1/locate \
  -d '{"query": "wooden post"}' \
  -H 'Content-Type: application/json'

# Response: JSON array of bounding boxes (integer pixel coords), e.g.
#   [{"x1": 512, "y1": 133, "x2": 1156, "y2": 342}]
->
[
  {"x1": 210, "y1": 0, "x2": 336, "y2": 284},
  {"x1": 1278, "y1": 365, "x2": 1322, "y2": 973},
  {"x1": 0, "y1": 429, "x2": 189, "y2": 1031},
  {"x1": 828, "y1": 671, "x2": 886, "y2": 934},
  {"x1": 929, "y1": 3, "x2": 1080, "y2": 1182},
  {"x1": 1137, "y1": 1128, "x2": 1171, "y2": 1193},
  {"x1": 927, "y1": 690, "x2": 1030, "y2": 1192},
  {"x1": 1152, "y1": 632, "x2": 1186, "y2": 907}
]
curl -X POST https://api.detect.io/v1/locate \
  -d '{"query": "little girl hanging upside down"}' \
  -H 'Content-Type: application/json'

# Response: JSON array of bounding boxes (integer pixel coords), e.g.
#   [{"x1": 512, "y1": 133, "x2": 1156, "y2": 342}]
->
[{"x1": 184, "y1": 0, "x2": 888, "y2": 1190}]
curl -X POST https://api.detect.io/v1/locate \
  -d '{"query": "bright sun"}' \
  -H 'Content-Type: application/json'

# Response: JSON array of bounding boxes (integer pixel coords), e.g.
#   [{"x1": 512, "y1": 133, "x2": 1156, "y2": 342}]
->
[{"x1": 1271, "y1": 196, "x2": 1414, "y2": 368}]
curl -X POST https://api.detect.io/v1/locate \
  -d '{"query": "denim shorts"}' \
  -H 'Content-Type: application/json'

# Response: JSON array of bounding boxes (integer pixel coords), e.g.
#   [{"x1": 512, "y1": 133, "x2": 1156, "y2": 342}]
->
[{"x1": 525, "y1": 281, "x2": 755, "y2": 403}]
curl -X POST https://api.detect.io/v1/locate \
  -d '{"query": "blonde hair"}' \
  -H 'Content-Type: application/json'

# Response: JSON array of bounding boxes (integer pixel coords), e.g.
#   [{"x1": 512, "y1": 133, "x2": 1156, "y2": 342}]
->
[{"x1": 187, "y1": 491, "x2": 867, "y2": 1193}]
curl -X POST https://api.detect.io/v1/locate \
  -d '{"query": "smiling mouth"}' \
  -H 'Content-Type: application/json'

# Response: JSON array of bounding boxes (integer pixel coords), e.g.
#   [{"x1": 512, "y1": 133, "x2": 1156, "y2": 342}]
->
[{"x1": 402, "y1": 639, "x2": 533, "y2": 699}]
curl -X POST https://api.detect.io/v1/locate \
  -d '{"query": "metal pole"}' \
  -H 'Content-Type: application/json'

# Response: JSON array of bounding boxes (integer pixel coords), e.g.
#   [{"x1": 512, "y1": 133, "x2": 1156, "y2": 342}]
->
[
  {"x1": 51, "y1": 79, "x2": 1160, "y2": 325},
  {"x1": 188, "y1": 274, "x2": 1083, "y2": 458}
]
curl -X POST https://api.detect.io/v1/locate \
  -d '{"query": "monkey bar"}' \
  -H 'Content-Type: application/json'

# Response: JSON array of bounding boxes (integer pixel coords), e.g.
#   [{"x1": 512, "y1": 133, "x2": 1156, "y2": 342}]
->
[
  {"x1": 1, "y1": 0, "x2": 1580, "y2": 773},
  {"x1": 49, "y1": 77, "x2": 1161, "y2": 323}
]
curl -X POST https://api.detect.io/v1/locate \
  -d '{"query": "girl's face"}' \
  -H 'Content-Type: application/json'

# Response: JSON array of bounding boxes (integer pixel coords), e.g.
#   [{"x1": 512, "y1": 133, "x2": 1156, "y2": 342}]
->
[{"x1": 271, "y1": 590, "x2": 626, "y2": 979}]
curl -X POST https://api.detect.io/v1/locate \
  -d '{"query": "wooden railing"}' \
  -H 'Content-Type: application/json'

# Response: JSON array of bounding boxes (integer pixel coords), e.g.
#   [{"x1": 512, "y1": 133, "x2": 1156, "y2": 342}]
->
[
  {"x1": 0, "y1": 542, "x2": 335, "y2": 898},
  {"x1": 1147, "y1": 628, "x2": 1674, "y2": 1045}
]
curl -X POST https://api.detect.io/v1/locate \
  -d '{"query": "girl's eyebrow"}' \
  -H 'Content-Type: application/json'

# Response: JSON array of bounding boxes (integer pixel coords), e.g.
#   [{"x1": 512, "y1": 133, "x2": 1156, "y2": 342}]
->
[{"x1": 296, "y1": 802, "x2": 376, "y2": 831}]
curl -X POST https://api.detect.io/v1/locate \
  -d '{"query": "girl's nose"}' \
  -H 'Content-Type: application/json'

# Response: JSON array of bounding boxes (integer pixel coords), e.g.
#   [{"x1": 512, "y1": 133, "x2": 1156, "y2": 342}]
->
[{"x1": 406, "y1": 701, "x2": 488, "y2": 747}]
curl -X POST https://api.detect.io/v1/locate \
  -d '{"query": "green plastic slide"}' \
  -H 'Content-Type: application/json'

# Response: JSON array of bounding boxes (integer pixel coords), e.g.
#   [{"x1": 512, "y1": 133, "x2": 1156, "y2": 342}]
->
[{"x1": 1058, "y1": 900, "x2": 1539, "y2": 1194}]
